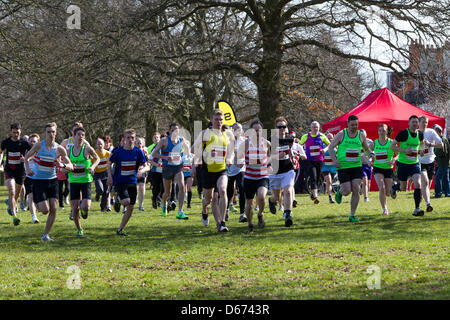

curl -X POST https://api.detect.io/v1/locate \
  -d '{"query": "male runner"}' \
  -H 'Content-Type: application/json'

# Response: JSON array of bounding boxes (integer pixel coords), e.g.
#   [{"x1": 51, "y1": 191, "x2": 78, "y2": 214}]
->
[
  {"x1": 1, "y1": 124, "x2": 32, "y2": 225},
  {"x1": 418, "y1": 116, "x2": 443, "y2": 212},
  {"x1": 390, "y1": 115, "x2": 426, "y2": 216},
  {"x1": 24, "y1": 123, "x2": 74, "y2": 241},
  {"x1": 107, "y1": 129, "x2": 148, "y2": 236},
  {"x1": 151, "y1": 123, "x2": 190, "y2": 220},
  {"x1": 192, "y1": 109, "x2": 235, "y2": 232},
  {"x1": 67, "y1": 127, "x2": 100, "y2": 237},
  {"x1": 328, "y1": 115, "x2": 373, "y2": 222}
]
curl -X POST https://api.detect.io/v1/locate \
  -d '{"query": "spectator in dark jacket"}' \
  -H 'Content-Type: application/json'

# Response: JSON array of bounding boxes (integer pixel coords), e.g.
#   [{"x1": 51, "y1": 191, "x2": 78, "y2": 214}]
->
[{"x1": 433, "y1": 125, "x2": 450, "y2": 197}]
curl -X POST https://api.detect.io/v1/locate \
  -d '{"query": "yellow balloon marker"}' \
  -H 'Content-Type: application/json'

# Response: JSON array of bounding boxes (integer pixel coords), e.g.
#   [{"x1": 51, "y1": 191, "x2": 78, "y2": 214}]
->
[{"x1": 217, "y1": 100, "x2": 237, "y2": 127}]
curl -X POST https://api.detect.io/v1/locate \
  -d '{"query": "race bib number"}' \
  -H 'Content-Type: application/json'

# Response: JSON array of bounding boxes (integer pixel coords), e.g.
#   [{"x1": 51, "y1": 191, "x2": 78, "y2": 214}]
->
[
  {"x1": 72, "y1": 164, "x2": 86, "y2": 177},
  {"x1": 375, "y1": 151, "x2": 388, "y2": 163},
  {"x1": 345, "y1": 148, "x2": 359, "y2": 162}
]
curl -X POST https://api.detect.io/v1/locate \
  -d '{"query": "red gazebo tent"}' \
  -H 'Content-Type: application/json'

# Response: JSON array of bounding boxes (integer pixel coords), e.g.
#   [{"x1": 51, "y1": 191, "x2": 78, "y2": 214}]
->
[
  {"x1": 322, "y1": 88, "x2": 446, "y2": 191},
  {"x1": 322, "y1": 88, "x2": 446, "y2": 141}
]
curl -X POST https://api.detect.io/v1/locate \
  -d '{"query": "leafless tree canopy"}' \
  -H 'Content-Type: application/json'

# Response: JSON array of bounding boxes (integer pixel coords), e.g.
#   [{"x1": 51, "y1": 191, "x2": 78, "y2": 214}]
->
[{"x1": 0, "y1": 0, "x2": 448, "y2": 142}]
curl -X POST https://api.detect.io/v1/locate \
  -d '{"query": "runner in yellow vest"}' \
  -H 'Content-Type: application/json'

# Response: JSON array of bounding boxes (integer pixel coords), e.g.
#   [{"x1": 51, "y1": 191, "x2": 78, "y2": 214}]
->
[
  {"x1": 192, "y1": 109, "x2": 235, "y2": 232},
  {"x1": 390, "y1": 115, "x2": 426, "y2": 216},
  {"x1": 328, "y1": 115, "x2": 373, "y2": 222},
  {"x1": 94, "y1": 138, "x2": 111, "y2": 212}
]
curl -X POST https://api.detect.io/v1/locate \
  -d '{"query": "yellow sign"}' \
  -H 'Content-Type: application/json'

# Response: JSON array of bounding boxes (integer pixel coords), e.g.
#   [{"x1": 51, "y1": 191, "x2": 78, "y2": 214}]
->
[{"x1": 217, "y1": 100, "x2": 237, "y2": 127}]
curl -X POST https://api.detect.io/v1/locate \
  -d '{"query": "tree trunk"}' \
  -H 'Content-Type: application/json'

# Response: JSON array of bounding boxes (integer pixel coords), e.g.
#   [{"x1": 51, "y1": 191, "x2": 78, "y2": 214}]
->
[{"x1": 257, "y1": 4, "x2": 284, "y2": 129}]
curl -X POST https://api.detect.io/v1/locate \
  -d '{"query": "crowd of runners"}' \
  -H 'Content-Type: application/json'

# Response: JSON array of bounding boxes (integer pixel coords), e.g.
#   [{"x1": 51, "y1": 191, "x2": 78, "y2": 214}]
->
[{"x1": 0, "y1": 110, "x2": 448, "y2": 241}]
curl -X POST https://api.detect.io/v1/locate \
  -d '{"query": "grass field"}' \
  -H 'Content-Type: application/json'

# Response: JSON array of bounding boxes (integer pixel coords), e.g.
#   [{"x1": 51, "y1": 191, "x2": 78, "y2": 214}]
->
[{"x1": 0, "y1": 185, "x2": 448, "y2": 300}]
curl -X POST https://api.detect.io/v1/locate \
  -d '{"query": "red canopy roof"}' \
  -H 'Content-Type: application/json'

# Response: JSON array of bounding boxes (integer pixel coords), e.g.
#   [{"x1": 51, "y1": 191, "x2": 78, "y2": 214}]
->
[{"x1": 322, "y1": 88, "x2": 446, "y2": 141}]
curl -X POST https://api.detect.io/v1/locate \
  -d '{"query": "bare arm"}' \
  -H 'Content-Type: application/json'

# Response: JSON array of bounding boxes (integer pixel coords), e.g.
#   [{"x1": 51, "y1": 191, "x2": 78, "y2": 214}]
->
[{"x1": 87, "y1": 146, "x2": 100, "y2": 174}]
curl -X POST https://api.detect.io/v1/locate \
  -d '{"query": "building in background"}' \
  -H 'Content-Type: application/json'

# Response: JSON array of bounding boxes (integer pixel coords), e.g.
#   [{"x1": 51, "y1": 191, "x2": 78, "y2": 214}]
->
[{"x1": 387, "y1": 39, "x2": 449, "y2": 136}]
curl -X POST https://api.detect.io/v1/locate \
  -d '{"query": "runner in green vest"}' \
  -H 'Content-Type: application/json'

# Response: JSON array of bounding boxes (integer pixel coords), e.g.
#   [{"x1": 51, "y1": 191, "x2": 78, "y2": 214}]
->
[
  {"x1": 372, "y1": 124, "x2": 398, "y2": 216},
  {"x1": 328, "y1": 115, "x2": 373, "y2": 222},
  {"x1": 390, "y1": 115, "x2": 426, "y2": 216},
  {"x1": 68, "y1": 127, "x2": 100, "y2": 237}
]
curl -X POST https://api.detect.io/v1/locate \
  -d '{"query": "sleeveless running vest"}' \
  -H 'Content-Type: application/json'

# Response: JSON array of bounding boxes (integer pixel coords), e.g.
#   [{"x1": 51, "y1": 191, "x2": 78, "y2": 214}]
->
[
  {"x1": 95, "y1": 149, "x2": 109, "y2": 173},
  {"x1": 32, "y1": 140, "x2": 58, "y2": 180},
  {"x1": 204, "y1": 130, "x2": 228, "y2": 172},
  {"x1": 336, "y1": 129, "x2": 362, "y2": 169},
  {"x1": 244, "y1": 137, "x2": 268, "y2": 180},
  {"x1": 161, "y1": 136, "x2": 183, "y2": 166},
  {"x1": 68, "y1": 144, "x2": 93, "y2": 183},
  {"x1": 373, "y1": 138, "x2": 394, "y2": 169},
  {"x1": 398, "y1": 129, "x2": 420, "y2": 164},
  {"x1": 304, "y1": 132, "x2": 325, "y2": 162}
]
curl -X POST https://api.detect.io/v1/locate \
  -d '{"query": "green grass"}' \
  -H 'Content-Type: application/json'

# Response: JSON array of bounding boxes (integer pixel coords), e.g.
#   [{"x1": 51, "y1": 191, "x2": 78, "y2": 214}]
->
[{"x1": 0, "y1": 185, "x2": 448, "y2": 300}]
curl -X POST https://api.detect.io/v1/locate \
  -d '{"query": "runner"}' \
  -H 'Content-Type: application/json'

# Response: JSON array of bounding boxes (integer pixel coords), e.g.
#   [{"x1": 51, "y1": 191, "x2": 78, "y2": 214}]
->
[
  {"x1": 240, "y1": 120, "x2": 271, "y2": 233},
  {"x1": 418, "y1": 116, "x2": 443, "y2": 212},
  {"x1": 372, "y1": 124, "x2": 398, "y2": 216},
  {"x1": 24, "y1": 133, "x2": 40, "y2": 224},
  {"x1": 107, "y1": 129, "x2": 148, "y2": 236},
  {"x1": 192, "y1": 109, "x2": 235, "y2": 232},
  {"x1": 67, "y1": 127, "x2": 100, "y2": 237},
  {"x1": 321, "y1": 132, "x2": 338, "y2": 204},
  {"x1": 135, "y1": 137, "x2": 149, "y2": 211},
  {"x1": 94, "y1": 138, "x2": 111, "y2": 212},
  {"x1": 103, "y1": 135, "x2": 114, "y2": 152},
  {"x1": 267, "y1": 117, "x2": 297, "y2": 227},
  {"x1": 56, "y1": 155, "x2": 69, "y2": 209},
  {"x1": 328, "y1": 115, "x2": 373, "y2": 222},
  {"x1": 299, "y1": 121, "x2": 330, "y2": 204},
  {"x1": 226, "y1": 123, "x2": 247, "y2": 223},
  {"x1": 0, "y1": 124, "x2": 32, "y2": 226},
  {"x1": 389, "y1": 115, "x2": 426, "y2": 216},
  {"x1": 24, "y1": 122, "x2": 74, "y2": 241},
  {"x1": 148, "y1": 132, "x2": 164, "y2": 209},
  {"x1": 150, "y1": 123, "x2": 190, "y2": 220},
  {"x1": 182, "y1": 151, "x2": 194, "y2": 209},
  {"x1": 360, "y1": 129, "x2": 374, "y2": 202}
]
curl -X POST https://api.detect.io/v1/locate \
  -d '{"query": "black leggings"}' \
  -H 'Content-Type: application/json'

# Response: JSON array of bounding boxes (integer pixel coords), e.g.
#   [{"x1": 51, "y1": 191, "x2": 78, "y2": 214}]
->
[
  {"x1": 306, "y1": 161, "x2": 323, "y2": 190},
  {"x1": 58, "y1": 179, "x2": 69, "y2": 207},
  {"x1": 150, "y1": 172, "x2": 164, "y2": 202},
  {"x1": 226, "y1": 172, "x2": 245, "y2": 214}
]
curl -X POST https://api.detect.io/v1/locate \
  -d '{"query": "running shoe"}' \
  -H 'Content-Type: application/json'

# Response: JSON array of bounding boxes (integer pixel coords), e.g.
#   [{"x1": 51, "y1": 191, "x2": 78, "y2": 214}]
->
[
  {"x1": 106, "y1": 207, "x2": 112, "y2": 212},
  {"x1": 225, "y1": 212, "x2": 229, "y2": 221},
  {"x1": 278, "y1": 204, "x2": 284, "y2": 212},
  {"x1": 390, "y1": 186, "x2": 397, "y2": 199},
  {"x1": 313, "y1": 197, "x2": 320, "y2": 204},
  {"x1": 76, "y1": 229, "x2": 84, "y2": 237},
  {"x1": 348, "y1": 215, "x2": 359, "y2": 222},
  {"x1": 268, "y1": 198, "x2": 276, "y2": 214},
  {"x1": 364, "y1": 197, "x2": 369, "y2": 202},
  {"x1": 139, "y1": 206, "x2": 145, "y2": 212},
  {"x1": 412, "y1": 208, "x2": 425, "y2": 216},
  {"x1": 169, "y1": 201, "x2": 176, "y2": 212},
  {"x1": 218, "y1": 222, "x2": 229, "y2": 232},
  {"x1": 32, "y1": 214, "x2": 39, "y2": 224},
  {"x1": 335, "y1": 187, "x2": 342, "y2": 204},
  {"x1": 247, "y1": 223, "x2": 254, "y2": 233},
  {"x1": 293, "y1": 199, "x2": 297, "y2": 208},
  {"x1": 20, "y1": 202, "x2": 26, "y2": 211},
  {"x1": 382, "y1": 208, "x2": 389, "y2": 216},
  {"x1": 161, "y1": 206, "x2": 167, "y2": 217},
  {"x1": 254, "y1": 205, "x2": 259, "y2": 212},
  {"x1": 229, "y1": 204, "x2": 237, "y2": 213},
  {"x1": 257, "y1": 215, "x2": 266, "y2": 229},
  {"x1": 80, "y1": 208, "x2": 88, "y2": 219},
  {"x1": 41, "y1": 234, "x2": 53, "y2": 242},
  {"x1": 13, "y1": 216, "x2": 20, "y2": 226},
  {"x1": 5, "y1": 199, "x2": 12, "y2": 216},
  {"x1": 238, "y1": 213, "x2": 247, "y2": 223},
  {"x1": 329, "y1": 196, "x2": 335, "y2": 204},
  {"x1": 426, "y1": 204, "x2": 433, "y2": 212},
  {"x1": 116, "y1": 229, "x2": 128, "y2": 236},
  {"x1": 201, "y1": 213, "x2": 209, "y2": 226},
  {"x1": 113, "y1": 197, "x2": 121, "y2": 212},
  {"x1": 152, "y1": 200, "x2": 157, "y2": 209},
  {"x1": 176, "y1": 211, "x2": 189, "y2": 220},
  {"x1": 284, "y1": 215, "x2": 293, "y2": 227},
  {"x1": 187, "y1": 204, "x2": 191, "y2": 209}
]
